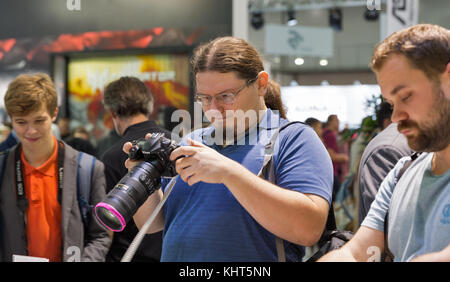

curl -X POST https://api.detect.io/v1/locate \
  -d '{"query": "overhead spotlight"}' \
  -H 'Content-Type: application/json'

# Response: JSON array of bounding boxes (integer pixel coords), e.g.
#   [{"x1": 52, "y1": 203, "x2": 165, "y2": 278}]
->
[
  {"x1": 294, "y1": 57, "x2": 304, "y2": 66},
  {"x1": 250, "y1": 11, "x2": 264, "y2": 30},
  {"x1": 286, "y1": 9, "x2": 297, "y2": 26},
  {"x1": 329, "y1": 8, "x2": 342, "y2": 31},
  {"x1": 319, "y1": 59, "x2": 328, "y2": 66},
  {"x1": 364, "y1": 9, "x2": 379, "y2": 21}
]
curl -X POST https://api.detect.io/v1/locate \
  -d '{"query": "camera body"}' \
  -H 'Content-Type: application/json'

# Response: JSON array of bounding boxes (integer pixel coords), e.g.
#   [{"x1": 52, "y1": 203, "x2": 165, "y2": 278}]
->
[
  {"x1": 95, "y1": 133, "x2": 179, "y2": 232},
  {"x1": 128, "y1": 133, "x2": 178, "y2": 177}
]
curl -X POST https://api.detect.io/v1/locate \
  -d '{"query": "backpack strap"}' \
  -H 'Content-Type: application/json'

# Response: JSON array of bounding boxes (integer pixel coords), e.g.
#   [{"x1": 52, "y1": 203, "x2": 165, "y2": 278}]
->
[
  {"x1": 256, "y1": 121, "x2": 304, "y2": 262},
  {"x1": 383, "y1": 152, "x2": 421, "y2": 261},
  {"x1": 257, "y1": 121, "x2": 304, "y2": 181},
  {"x1": 77, "y1": 152, "x2": 96, "y2": 232}
]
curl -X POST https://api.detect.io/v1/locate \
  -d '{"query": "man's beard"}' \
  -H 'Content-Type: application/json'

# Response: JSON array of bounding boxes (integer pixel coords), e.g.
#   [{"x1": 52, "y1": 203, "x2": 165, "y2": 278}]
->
[{"x1": 397, "y1": 88, "x2": 450, "y2": 152}]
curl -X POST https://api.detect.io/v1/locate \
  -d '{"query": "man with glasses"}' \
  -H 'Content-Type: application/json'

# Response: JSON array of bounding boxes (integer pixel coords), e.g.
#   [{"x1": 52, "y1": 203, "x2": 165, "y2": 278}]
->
[{"x1": 127, "y1": 37, "x2": 333, "y2": 262}]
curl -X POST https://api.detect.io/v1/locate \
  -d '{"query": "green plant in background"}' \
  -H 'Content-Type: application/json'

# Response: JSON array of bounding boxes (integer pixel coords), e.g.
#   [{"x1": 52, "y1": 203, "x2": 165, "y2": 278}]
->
[{"x1": 361, "y1": 93, "x2": 383, "y2": 144}]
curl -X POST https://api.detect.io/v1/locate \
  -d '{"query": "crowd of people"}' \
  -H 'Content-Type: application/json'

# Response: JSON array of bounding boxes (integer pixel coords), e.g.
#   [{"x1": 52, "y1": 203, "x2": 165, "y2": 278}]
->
[{"x1": 0, "y1": 23, "x2": 448, "y2": 262}]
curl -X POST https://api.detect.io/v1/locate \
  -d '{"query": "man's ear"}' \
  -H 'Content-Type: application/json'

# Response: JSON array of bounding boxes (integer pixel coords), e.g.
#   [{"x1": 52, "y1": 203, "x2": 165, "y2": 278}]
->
[
  {"x1": 442, "y1": 62, "x2": 450, "y2": 99},
  {"x1": 51, "y1": 107, "x2": 59, "y2": 122},
  {"x1": 257, "y1": 71, "x2": 269, "y2": 97},
  {"x1": 109, "y1": 108, "x2": 118, "y2": 119}
]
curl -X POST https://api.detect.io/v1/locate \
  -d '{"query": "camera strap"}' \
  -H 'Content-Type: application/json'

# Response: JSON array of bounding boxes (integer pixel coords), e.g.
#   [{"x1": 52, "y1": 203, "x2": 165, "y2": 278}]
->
[
  {"x1": 14, "y1": 141, "x2": 65, "y2": 240},
  {"x1": 121, "y1": 176, "x2": 178, "y2": 262}
]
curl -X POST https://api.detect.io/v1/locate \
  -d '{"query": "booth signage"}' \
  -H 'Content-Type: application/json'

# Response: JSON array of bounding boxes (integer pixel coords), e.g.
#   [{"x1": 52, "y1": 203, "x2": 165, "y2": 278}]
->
[
  {"x1": 264, "y1": 24, "x2": 334, "y2": 57},
  {"x1": 386, "y1": 0, "x2": 419, "y2": 36}
]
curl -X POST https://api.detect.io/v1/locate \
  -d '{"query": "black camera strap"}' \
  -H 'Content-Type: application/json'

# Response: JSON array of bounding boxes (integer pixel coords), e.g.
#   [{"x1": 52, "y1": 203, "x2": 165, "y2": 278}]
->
[{"x1": 14, "y1": 141, "x2": 65, "y2": 251}]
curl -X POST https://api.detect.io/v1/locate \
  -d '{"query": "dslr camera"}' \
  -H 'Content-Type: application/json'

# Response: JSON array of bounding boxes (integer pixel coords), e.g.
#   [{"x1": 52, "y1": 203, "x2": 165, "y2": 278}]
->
[{"x1": 95, "y1": 133, "x2": 179, "y2": 232}]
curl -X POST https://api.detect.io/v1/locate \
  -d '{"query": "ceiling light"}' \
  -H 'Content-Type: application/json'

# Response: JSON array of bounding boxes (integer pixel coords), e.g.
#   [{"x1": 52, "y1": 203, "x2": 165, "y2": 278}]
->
[
  {"x1": 294, "y1": 57, "x2": 304, "y2": 65},
  {"x1": 319, "y1": 59, "x2": 328, "y2": 66},
  {"x1": 364, "y1": 9, "x2": 379, "y2": 21},
  {"x1": 287, "y1": 9, "x2": 297, "y2": 26},
  {"x1": 251, "y1": 11, "x2": 264, "y2": 30}
]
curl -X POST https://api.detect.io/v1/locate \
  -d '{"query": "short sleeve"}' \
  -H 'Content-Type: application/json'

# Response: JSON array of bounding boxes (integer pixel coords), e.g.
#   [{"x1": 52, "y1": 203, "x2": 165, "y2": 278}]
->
[
  {"x1": 273, "y1": 124, "x2": 334, "y2": 205},
  {"x1": 361, "y1": 156, "x2": 411, "y2": 232},
  {"x1": 358, "y1": 145, "x2": 410, "y2": 225}
]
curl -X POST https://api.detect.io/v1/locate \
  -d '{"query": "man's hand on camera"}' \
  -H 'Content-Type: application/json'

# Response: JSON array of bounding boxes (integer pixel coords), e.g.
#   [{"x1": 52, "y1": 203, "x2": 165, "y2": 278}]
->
[
  {"x1": 170, "y1": 137, "x2": 239, "y2": 186},
  {"x1": 123, "y1": 133, "x2": 152, "y2": 170}
]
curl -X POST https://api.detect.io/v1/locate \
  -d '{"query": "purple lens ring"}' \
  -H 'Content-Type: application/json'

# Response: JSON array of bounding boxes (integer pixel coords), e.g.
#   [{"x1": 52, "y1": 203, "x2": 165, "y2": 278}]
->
[{"x1": 95, "y1": 202, "x2": 126, "y2": 232}]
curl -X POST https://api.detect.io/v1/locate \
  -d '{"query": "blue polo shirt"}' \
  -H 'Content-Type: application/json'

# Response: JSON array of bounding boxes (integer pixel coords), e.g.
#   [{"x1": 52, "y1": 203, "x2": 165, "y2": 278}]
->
[{"x1": 161, "y1": 109, "x2": 333, "y2": 261}]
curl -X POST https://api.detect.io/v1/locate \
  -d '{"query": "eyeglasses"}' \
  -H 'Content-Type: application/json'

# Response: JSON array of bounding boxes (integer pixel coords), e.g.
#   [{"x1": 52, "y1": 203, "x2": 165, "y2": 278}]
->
[{"x1": 194, "y1": 76, "x2": 258, "y2": 107}]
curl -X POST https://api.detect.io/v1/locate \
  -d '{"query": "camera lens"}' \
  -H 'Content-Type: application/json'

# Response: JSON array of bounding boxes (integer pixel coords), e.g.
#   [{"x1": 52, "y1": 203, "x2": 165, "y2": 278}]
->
[
  {"x1": 95, "y1": 134, "x2": 179, "y2": 232},
  {"x1": 95, "y1": 203, "x2": 126, "y2": 232},
  {"x1": 95, "y1": 161, "x2": 162, "y2": 232}
]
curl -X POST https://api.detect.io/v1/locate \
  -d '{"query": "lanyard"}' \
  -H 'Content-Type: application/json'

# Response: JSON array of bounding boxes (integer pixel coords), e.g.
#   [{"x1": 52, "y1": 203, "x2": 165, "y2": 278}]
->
[{"x1": 14, "y1": 141, "x2": 65, "y2": 213}]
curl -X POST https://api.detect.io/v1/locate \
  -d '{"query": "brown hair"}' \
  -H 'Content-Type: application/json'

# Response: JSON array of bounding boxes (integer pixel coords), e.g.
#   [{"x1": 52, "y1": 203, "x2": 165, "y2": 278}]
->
[
  {"x1": 265, "y1": 79, "x2": 287, "y2": 119},
  {"x1": 103, "y1": 76, "x2": 154, "y2": 117},
  {"x1": 371, "y1": 24, "x2": 450, "y2": 82},
  {"x1": 4, "y1": 73, "x2": 58, "y2": 117},
  {"x1": 191, "y1": 36, "x2": 264, "y2": 81}
]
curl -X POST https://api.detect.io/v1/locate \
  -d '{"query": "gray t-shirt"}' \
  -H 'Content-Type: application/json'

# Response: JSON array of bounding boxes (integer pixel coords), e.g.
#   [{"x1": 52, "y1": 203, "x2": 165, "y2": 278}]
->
[
  {"x1": 358, "y1": 123, "x2": 413, "y2": 226},
  {"x1": 362, "y1": 152, "x2": 450, "y2": 262}
]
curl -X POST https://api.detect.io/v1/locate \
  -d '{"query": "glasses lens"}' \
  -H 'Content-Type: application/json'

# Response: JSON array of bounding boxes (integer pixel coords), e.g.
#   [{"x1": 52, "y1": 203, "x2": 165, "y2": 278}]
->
[{"x1": 220, "y1": 93, "x2": 236, "y2": 104}]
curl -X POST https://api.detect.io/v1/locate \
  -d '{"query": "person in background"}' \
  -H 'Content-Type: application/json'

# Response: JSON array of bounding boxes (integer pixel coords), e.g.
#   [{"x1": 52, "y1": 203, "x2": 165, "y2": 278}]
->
[
  {"x1": 65, "y1": 126, "x2": 96, "y2": 156},
  {"x1": 0, "y1": 122, "x2": 12, "y2": 142},
  {"x1": 305, "y1": 117, "x2": 323, "y2": 141},
  {"x1": 0, "y1": 73, "x2": 110, "y2": 262},
  {"x1": 72, "y1": 126, "x2": 91, "y2": 141},
  {"x1": 100, "y1": 76, "x2": 171, "y2": 262},
  {"x1": 0, "y1": 122, "x2": 19, "y2": 152},
  {"x1": 322, "y1": 114, "x2": 349, "y2": 200},
  {"x1": 57, "y1": 117, "x2": 71, "y2": 142}
]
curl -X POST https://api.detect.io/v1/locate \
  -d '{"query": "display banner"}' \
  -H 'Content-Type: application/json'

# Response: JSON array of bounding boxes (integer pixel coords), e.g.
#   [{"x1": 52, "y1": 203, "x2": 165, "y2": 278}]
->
[
  {"x1": 264, "y1": 24, "x2": 333, "y2": 57},
  {"x1": 67, "y1": 53, "x2": 190, "y2": 140},
  {"x1": 386, "y1": 0, "x2": 419, "y2": 36}
]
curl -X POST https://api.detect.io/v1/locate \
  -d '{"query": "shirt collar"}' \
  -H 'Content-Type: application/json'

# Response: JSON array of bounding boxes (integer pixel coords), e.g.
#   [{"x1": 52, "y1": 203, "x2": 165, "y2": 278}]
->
[{"x1": 122, "y1": 120, "x2": 158, "y2": 137}]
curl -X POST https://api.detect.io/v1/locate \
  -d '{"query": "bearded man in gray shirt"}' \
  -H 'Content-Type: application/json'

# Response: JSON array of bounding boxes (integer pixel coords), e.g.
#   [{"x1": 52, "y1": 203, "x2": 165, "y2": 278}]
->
[{"x1": 320, "y1": 24, "x2": 450, "y2": 262}]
